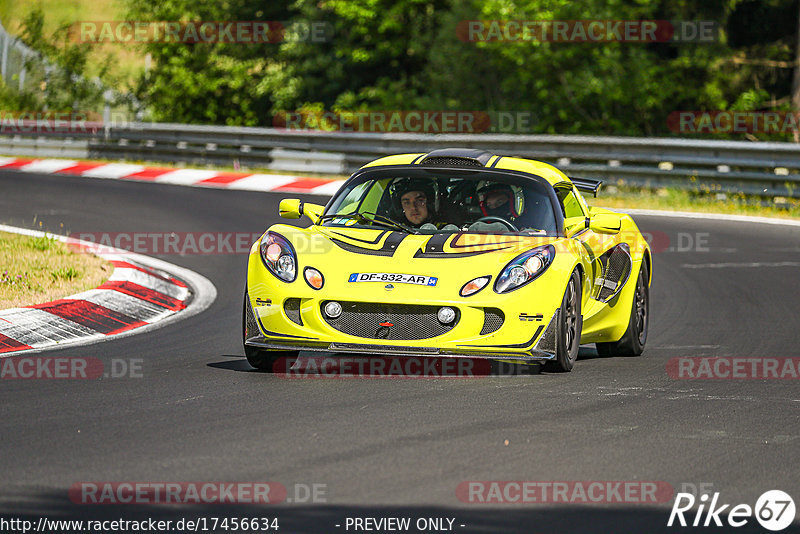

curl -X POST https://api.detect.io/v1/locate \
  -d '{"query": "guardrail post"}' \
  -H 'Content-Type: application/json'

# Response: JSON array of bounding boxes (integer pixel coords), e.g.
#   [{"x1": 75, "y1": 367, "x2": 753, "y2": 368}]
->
[
  {"x1": 18, "y1": 50, "x2": 26, "y2": 91},
  {"x1": 103, "y1": 90, "x2": 113, "y2": 140},
  {"x1": 1, "y1": 31, "x2": 8, "y2": 81}
]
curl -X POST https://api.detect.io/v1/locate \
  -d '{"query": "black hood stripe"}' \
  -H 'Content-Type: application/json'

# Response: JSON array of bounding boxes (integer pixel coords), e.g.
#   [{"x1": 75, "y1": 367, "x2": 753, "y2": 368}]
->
[
  {"x1": 330, "y1": 229, "x2": 388, "y2": 245},
  {"x1": 414, "y1": 233, "x2": 515, "y2": 258},
  {"x1": 329, "y1": 231, "x2": 407, "y2": 257}
]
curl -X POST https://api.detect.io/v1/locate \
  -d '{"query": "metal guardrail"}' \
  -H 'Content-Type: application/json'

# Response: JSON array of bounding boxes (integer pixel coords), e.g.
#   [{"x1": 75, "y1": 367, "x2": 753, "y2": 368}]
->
[{"x1": 3, "y1": 122, "x2": 800, "y2": 198}]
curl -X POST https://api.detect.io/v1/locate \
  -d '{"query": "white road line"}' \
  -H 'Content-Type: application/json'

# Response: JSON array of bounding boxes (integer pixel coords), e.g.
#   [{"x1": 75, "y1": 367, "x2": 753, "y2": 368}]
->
[
  {"x1": 0, "y1": 157, "x2": 19, "y2": 166},
  {"x1": 616, "y1": 208, "x2": 800, "y2": 228},
  {"x1": 650, "y1": 345, "x2": 721, "y2": 349},
  {"x1": 82, "y1": 163, "x2": 145, "y2": 179},
  {"x1": 681, "y1": 261, "x2": 800, "y2": 269}
]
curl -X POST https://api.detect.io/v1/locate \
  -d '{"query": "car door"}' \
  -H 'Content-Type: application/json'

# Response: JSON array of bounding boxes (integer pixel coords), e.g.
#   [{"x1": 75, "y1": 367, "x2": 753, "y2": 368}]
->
[{"x1": 555, "y1": 184, "x2": 616, "y2": 308}]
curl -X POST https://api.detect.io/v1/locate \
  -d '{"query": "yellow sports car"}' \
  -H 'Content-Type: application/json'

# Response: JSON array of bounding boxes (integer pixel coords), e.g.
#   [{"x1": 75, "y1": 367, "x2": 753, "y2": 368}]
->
[{"x1": 243, "y1": 148, "x2": 651, "y2": 372}]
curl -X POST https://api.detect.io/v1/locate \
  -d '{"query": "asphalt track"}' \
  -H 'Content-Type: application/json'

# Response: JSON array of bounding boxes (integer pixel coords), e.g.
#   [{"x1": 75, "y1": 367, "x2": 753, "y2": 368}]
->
[{"x1": 1, "y1": 169, "x2": 798, "y2": 533}]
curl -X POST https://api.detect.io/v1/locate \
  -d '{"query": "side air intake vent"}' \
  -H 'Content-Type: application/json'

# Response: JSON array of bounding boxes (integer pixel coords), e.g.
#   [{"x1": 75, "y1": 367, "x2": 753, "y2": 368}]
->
[
  {"x1": 595, "y1": 244, "x2": 632, "y2": 302},
  {"x1": 480, "y1": 308, "x2": 505, "y2": 335},
  {"x1": 284, "y1": 298, "x2": 303, "y2": 326}
]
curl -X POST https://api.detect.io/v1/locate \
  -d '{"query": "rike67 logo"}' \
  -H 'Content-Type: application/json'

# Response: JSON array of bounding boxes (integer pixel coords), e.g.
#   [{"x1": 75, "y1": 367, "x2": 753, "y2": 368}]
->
[{"x1": 668, "y1": 490, "x2": 796, "y2": 531}]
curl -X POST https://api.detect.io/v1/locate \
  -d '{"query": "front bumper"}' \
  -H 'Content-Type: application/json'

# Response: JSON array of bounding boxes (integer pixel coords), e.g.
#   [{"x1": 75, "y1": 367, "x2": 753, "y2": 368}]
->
[{"x1": 244, "y1": 293, "x2": 560, "y2": 362}]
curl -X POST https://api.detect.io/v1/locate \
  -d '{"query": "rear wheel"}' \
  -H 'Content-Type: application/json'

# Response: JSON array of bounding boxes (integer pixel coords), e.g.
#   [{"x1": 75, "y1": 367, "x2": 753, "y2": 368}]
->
[
  {"x1": 545, "y1": 270, "x2": 582, "y2": 372},
  {"x1": 596, "y1": 262, "x2": 649, "y2": 357},
  {"x1": 242, "y1": 290, "x2": 298, "y2": 371}
]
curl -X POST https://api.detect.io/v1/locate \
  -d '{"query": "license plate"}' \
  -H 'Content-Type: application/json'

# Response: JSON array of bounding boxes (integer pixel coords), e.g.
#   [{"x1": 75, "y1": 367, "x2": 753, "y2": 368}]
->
[{"x1": 348, "y1": 273, "x2": 438, "y2": 286}]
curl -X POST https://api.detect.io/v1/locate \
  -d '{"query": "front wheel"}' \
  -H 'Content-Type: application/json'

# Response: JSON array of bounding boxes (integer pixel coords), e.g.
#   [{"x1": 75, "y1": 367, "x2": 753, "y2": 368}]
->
[
  {"x1": 545, "y1": 270, "x2": 582, "y2": 372},
  {"x1": 596, "y1": 262, "x2": 649, "y2": 357},
  {"x1": 243, "y1": 290, "x2": 298, "y2": 371}
]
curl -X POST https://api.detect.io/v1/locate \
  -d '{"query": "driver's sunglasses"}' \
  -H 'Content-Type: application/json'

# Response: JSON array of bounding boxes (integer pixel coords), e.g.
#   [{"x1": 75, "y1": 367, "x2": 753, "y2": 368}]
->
[{"x1": 401, "y1": 197, "x2": 427, "y2": 208}]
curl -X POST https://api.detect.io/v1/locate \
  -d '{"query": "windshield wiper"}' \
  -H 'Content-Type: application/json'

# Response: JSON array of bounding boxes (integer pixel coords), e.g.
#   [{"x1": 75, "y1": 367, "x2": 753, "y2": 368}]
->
[
  {"x1": 359, "y1": 211, "x2": 418, "y2": 234},
  {"x1": 319, "y1": 211, "x2": 417, "y2": 234}
]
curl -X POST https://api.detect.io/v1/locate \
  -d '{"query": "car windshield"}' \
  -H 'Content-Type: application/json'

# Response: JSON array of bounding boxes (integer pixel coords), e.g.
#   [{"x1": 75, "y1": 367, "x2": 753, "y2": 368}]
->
[{"x1": 321, "y1": 168, "x2": 560, "y2": 236}]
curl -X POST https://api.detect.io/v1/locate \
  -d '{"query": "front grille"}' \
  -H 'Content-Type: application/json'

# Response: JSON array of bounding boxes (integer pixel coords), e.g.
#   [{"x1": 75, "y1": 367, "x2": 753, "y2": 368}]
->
[
  {"x1": 421, "y1": 156, "x2": 483, "y2": 167},
  {"x1": 284, "y1": 298, "x2": 303, "y2": 326},
  {"x1": 480, "y1": 308, "x2": 504, "y2": 335},
  {"x1": 322, "y1": 301, "x2": 459, "y2": 340}
]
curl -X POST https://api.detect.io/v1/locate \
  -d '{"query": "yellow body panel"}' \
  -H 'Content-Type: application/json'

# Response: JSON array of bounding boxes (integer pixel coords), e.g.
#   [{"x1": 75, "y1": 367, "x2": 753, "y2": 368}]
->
[{"x1": 245, "y1": 150, "x2": 651, "y2": 360}]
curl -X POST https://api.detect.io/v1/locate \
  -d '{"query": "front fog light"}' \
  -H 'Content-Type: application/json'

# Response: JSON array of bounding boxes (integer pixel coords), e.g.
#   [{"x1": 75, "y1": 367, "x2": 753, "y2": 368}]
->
[
  {"x1": 437, "y1": 306, "x2": 456, "y2": 324},
  {"x1": 324, "y1": 301, "x2": 342, "y2": 318}
]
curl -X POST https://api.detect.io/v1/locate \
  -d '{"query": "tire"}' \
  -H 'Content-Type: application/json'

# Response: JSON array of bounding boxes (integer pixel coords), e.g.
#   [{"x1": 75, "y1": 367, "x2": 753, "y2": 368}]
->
[
  {"x1": 596, "y1": 262, "x2": 649, "y2": 357},
  {"x1": 545, "y1": 270, "x2": 582, "y2": 372},
  {"x1": 242, "y1": 290, "x2": 298, "y2": 371}
]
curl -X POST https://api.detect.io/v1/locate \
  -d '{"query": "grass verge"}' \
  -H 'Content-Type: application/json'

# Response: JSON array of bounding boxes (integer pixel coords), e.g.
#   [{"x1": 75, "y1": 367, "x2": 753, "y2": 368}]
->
[
  {"x1": 0, "y1": 0, "x2": 143, "y2": 87},
  {"x1": 0, "y1": 231, "x2": 112, "y2": 309}
]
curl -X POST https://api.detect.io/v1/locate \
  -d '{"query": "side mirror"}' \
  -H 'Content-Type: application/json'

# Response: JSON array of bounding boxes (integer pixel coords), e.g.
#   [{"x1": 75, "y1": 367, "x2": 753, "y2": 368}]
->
[
  {"x1": 279, "y1": 199, "x2": 303, "y2": 219},
  {"x1": 589, "y1": 213, "x2": 621, "y2": 234},
  {"x1": 279, "y1": 199, "x2": 325, "y2": 224}
]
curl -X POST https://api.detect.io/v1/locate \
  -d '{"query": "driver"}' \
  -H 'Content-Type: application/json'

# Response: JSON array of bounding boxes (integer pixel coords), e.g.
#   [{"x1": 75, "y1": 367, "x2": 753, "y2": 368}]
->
[
  {"x1": 400, "y1": 189, "x2": 430, "y2": 226},
  {"x1": 390, "y1": 178, "x2": 438, "y2": 228}
]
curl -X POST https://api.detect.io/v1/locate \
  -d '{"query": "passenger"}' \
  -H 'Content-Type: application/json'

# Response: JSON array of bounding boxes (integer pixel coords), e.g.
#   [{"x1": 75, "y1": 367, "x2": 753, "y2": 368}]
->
[{"x1": 478, "y1": 183, "x2": 520, "y2": 221}]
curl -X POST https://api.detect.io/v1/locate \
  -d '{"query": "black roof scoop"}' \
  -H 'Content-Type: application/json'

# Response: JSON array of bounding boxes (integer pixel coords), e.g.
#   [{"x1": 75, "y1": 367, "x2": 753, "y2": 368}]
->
[{"x1": 419, "y1": 148, "x2": 494, "y2": 167}]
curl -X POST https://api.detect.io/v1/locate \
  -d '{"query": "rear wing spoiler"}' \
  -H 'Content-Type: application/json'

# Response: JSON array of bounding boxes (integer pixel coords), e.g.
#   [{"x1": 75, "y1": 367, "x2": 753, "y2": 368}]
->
[{"x1": 569, "y1": 177, "x2": 602, "y2": 197}]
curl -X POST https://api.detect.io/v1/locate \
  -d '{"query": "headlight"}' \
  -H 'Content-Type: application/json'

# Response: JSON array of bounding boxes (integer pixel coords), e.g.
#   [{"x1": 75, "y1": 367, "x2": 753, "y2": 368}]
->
[
  {"x1": 260, "y1": 231, "x2": 297, "y2": 282},
  {"x1": 494, "y1": 245, "x2": 555, "y2": 293},
  {"x1": 460, "y1": 276, "x2": 491, "y2": 297}
]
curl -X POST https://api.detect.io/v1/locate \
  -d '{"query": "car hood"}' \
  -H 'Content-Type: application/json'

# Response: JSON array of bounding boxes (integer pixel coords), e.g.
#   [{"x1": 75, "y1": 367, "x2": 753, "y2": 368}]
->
[{"x1": 272, "y1": 224, "x2": 561, "y2": 266}]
